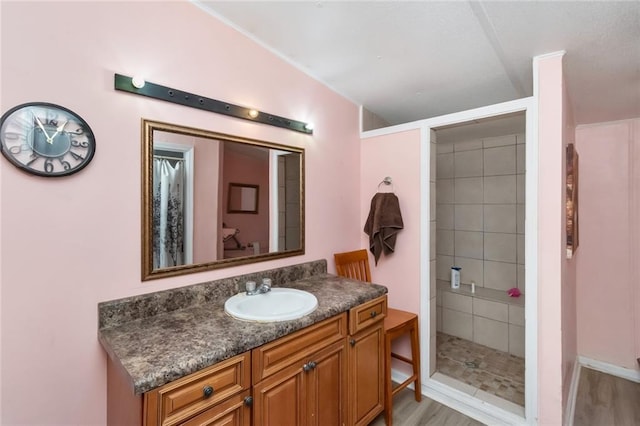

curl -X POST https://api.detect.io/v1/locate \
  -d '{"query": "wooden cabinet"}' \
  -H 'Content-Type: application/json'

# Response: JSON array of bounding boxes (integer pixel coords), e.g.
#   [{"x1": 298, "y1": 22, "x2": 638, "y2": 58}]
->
[
  {"x1": 107, "y1": 297, "x2": 387, "y2": 426},
  {"x1": 252, "y1": 313, "x2": 348, "y2": 426},
  {"x1": 144, "y1": 352, "x2": 251, "y2": 426},
  {"x1": 347, "y1": 296, "x2": 387, "y2": 426}
]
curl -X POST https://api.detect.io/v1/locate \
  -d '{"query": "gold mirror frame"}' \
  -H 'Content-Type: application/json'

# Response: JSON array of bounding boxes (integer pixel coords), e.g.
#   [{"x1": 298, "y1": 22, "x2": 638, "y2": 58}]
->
[{"x1": 142, "y1": 119, "x2": 305, "y2": 281}]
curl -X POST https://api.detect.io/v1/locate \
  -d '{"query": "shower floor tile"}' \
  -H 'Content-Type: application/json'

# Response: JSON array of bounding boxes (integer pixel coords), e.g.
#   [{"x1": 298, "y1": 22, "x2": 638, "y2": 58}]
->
[{"x1": 436, "y1": 332, "x2": 525, "y2": 407}]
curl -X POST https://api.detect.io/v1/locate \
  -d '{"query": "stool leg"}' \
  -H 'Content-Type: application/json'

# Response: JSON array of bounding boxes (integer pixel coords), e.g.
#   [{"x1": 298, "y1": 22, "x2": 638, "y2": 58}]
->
[
  {"x1": 384, "y1": 332, "x2": 393, "y2": 426},
  {"x1": 410, "y1": 320, "x2": 422, "y2": 402}
]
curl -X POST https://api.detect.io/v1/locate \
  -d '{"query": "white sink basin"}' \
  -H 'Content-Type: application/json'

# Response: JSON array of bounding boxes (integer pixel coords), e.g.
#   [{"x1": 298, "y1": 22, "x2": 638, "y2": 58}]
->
[{"x1": 224, "y1": 288, "x2": 318, "y2": 322}]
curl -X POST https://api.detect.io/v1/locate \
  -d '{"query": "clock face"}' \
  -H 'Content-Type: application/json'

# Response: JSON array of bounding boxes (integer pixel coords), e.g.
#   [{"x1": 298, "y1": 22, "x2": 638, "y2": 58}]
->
[{"x1": 0, "y1": 102, "x2": 96, "y2": 177}]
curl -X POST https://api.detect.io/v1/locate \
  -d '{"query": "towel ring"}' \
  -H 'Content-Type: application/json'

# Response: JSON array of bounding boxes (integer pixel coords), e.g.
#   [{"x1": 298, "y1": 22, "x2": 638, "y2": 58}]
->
[{"x1": 377, "y1": 176, "x2": 394, "y2": 192}]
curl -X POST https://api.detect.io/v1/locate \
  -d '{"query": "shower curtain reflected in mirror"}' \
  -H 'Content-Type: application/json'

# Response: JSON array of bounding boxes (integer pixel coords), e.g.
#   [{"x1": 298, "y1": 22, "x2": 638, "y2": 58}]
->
[{"x1": 153, "y1": 158, "x2": 185, "y2": 269}]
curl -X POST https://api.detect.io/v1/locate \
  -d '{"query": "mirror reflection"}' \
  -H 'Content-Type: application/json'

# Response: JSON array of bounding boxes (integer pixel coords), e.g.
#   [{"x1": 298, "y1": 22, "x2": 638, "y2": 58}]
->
[{"x1": 142, "y1": 119, "x2": 304, "y2": 280}]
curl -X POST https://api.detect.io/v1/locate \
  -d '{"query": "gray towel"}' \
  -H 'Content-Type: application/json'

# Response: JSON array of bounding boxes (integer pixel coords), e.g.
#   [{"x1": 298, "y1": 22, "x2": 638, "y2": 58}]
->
[{"x1": 363, "y1": 193, "x2": 404, "y2": 265}]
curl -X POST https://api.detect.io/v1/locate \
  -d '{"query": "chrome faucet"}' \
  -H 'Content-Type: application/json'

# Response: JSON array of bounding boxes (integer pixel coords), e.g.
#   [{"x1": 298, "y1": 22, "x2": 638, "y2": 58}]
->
[{"x1": 246, "y1": 278, "x2": 272, "y2": 295}]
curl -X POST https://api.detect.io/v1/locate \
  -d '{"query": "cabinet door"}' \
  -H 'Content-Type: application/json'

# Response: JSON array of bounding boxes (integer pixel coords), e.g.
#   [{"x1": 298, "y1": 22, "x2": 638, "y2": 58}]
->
[
  {"x1": 308, "y1": 340, "x2": 347, "y2": 426},
  {"x1": 181, "y1": 390, "x2": 251, "y2": 426},
  {"x1": 253, "y1": 362, "x2": 307, "y2": 426},
  {"x1": 348, "y1": 323, "x2": 384, "y2": 426}
]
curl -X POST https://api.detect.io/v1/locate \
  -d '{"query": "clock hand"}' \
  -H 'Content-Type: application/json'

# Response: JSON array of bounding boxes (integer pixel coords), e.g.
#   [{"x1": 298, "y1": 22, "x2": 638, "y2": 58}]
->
[
  {"x1": 48, "y1": 120, "x2": 69, "y2": 142},
  {"x1": 34, "y1": 116, "x2": 53, "y2": 144}
]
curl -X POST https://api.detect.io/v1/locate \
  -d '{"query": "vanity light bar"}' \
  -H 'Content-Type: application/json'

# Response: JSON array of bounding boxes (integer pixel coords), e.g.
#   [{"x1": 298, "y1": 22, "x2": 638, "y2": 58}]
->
[{"x1": 114, "y1": 74, "x2": 313, "y2": 134}]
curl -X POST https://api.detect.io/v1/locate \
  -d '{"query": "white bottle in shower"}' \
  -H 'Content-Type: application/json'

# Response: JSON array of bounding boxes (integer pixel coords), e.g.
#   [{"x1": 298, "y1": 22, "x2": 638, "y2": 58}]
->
[{"x1": 451, "y1": 266, "x2": 461, "y2": 289}]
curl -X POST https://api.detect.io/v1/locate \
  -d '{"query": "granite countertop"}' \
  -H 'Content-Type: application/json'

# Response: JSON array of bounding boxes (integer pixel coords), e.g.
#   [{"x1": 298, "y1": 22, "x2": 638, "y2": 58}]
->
[{"x1": 99, "y1": 273, "x2": 387, "y2": 395}]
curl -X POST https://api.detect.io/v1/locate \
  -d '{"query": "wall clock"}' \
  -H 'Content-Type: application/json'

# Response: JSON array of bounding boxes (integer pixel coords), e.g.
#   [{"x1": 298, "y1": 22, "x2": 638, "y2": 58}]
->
[{"x1": 0, "y1": 102, "x2": 96, "y2": 177}]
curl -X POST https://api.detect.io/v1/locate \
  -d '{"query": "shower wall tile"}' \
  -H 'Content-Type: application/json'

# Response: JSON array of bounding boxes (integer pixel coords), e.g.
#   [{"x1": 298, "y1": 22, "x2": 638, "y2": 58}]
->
[
  {"x1": 436, "y1": 306, "x2": 442, "y2": 332},
  {"x1": 516, "y1": 133, "x2": 526, "y2": 144},
  {"x1": 517, "y1": 264, "x2": 526, "y2": 293},
  {"x1": 443, "y1": 292, "x2": 472, "y2": 313},
  {"x1": 484, "y1": 204, "x2": 517, "y2": 233},
  {"x1": 436, "y1": 255, "x2": 454, "y2": 281},
  {"x1": 516, "y1": 204, "x2": 525, "y2": 234},
  {"x1": 517, "y1": 234, "x2": 525, "y2": 265},
  {"x1": 455, "y1": 177, "x2": 484, "y2": 204},
  {"x1": 437, "y1": 142, "x2": 454, "y2": 154},
  {"x1": 455, "y1": 256, "x2": 484, "y2": 286},
  {"x1": 484, "y1": 145, "x2": 516, "y2": 176},
  {"x1": 455, "y1": 204, "x2": 483, "y2": 231},
  {"x1": 454, "y1": 149, "x2": 483, "y2": 178},
  {"x1": 473, "y1": 298, "x2": 508, "y2": 322},
  {"x1": 437, "y1": 179, "x2": 454, "y2": 204},
  {"x1": 430, "y1": 260, "x2": 437, "y2": 297},
  {"x1": 430, "y1": 181, "x2": 437, "y2": 219},
  {"x1": 454, "y1": 139, "x2": 482, "y2": 152},
  {"x1": 516, "y1": 144, "x2": 526, "y2": 173},
  {"x1": 436, "y1": 204, "x2": 454, "y2": 230},
  {"x1": 454, "y1": 231, "x2": 483, "y2": 259},
  {"x1": 483, "y1": 134, "x2": 516, "y2": 148},
  {"x1": 474, "y1": 316, "x2": 508, "y2": 352},
  {"x1": 484, "y1": 261, "x2": 517, "y2": 291},
  {"x1": 516, "y1": 174, "x2": 525, "y2": 204},
  {"x1": 437, "y1": 153, "x2": 454, "y2": 179},
  {"x1": 484, "y1": 175, "x2": 517, "y2": 204},
  {"x1": 430, "y1": 221, "x2": 437, "y2": 260},
  {"x1": 431, "y1": 141, "x2": 437, "y2": 182},
  {"x1": 436, "y1": 229, "x2": 454, "y2": 256},
  {"x1": 442, "y1": 308, "x2": 473, "y2": 340},
  {"x1": 509, "y1": 305, "x2": 525, "y2": 326},
  {"x1": 430, "y1": 297, "x2": 437, "y2": 338},
  {"x1": 509, "y1": 324, "x2": 525, "y2": 357},
  {"x1": 484, "y1": 233, "x2": 517, "y2": 263}
]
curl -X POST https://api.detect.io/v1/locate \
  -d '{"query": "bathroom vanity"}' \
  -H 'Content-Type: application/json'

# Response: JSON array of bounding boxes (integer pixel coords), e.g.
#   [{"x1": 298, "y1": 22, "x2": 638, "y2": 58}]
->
[{"x1": 99, "y1": 260, "x2": 388, "y2": 426}]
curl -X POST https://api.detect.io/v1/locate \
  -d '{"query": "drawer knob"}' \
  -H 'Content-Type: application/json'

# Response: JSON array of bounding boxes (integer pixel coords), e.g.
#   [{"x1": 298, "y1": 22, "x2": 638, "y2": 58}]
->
[
  {"x1": 370, "y1": 310, "x2": 377, "y2": 318},
  {"x1": 203, "y1": 385, "x2": 214, "y2": 398},
  {"x1": 244, "y1": 396, "x2": 253, "y2": 407},
  {"x1": 303, "y1": 361, "x2": 317, "y2": 372},
  {"x1": 350, "y1": 338, "x2": 356, "y2": 347}
]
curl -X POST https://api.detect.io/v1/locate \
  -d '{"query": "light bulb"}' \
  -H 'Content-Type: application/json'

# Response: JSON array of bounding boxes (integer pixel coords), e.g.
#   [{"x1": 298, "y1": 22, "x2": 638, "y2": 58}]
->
[
  {"x1": 248, "y1": 109, "x2": 259, "y2": 118},
  {"x1": 304, "y1": 122, "x2": 314, "y2": 131},
  {"x1": 131, "y1": 76, "x2": 146, "y2": 89}
]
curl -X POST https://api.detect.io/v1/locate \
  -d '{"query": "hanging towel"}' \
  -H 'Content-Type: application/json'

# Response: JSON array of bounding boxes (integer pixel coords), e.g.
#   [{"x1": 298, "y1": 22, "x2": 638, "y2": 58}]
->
[{"x1": 363, "y1": 192, "x2": 404, "y2": 265}]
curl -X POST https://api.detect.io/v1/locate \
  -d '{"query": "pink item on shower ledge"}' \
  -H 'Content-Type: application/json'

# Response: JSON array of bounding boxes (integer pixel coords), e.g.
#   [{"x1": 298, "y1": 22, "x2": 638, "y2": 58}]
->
[{"x1": 507, "y1": 287, "x2": 521, "y2": 297}]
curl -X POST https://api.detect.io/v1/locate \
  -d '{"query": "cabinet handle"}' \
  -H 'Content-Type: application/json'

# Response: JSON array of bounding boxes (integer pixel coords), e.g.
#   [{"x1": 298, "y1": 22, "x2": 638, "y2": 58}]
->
[
  {"x1": 303, "y1": 361, "x2": 317, "y2": 372},
  {"x1": 370, "y1": 310, "x2": 377, "y2": 318},
  {"x1": 350, "y1": 338, "x2": 356, "y2": 347},
  {"x1": 203, "y1": 385, "x2": 214, "y2": 398},
  {"x1": 244, "y1": 396, "x2": 253, "y2": 407}
]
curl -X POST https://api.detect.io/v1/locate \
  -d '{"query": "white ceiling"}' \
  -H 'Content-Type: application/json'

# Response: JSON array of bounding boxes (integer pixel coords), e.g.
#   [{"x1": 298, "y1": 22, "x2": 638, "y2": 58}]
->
[{"x1": 194, "y1": 1, "x2": 640, "y2": 128}]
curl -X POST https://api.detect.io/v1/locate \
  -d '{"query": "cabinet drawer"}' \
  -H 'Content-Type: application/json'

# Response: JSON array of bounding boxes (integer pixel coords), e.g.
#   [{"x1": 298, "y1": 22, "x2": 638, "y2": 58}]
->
[
  {"x1": 349, "y1": 296, "x2": 387, "y2": 334},
  {"x1": 144, "y1": 352, "x2": 250, "y2": 426},
  {"x1": 252, "y1": 313, "x2": 347, "y2": 383}
]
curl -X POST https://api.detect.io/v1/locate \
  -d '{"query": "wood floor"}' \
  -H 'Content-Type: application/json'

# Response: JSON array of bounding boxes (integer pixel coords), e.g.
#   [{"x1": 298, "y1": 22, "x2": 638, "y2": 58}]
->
[
  {"x1": 574, "y1": 367, "x2": 640, "y2": 426},
  {"x1": 369, "y1": 387, "x2": 484, "y2": 426}
]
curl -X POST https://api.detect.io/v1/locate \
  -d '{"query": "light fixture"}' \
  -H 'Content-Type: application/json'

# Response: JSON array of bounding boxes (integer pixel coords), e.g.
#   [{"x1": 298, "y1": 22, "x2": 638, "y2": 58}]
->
[
  {"x1": 131, "y1": 76, "x2": 146, "y2": 89},
  {"x1": 114, "y1": 73, "x2": 313, "y2": 134}
]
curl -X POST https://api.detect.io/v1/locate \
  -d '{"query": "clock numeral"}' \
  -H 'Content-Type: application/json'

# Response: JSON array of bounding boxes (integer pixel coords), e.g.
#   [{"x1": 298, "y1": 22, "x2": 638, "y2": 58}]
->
[
  {"x1": 69, "y1": 151, "x2": 85, "y2": 161},
  {"x1": 3, "y1": 131, "x2": 26, "y2": 141},
  {"x1": 71, "y1": 139, "x2": 89, "y2": 148},
  {"x1": 59, "y1": 158, "x2": 71, "y2": 170},
  {"x1": 26, "y1": 154, "x2": 39, "y2": 167},
  {"x1": 9, "y1": 144, "x2": 31, "y2": 154},
  {"x1": 44, "y1": 159, "x2": 54, "y2": 173},
  {"x1": 45, "y1": 110, "x2": 59, "y2": 126}
]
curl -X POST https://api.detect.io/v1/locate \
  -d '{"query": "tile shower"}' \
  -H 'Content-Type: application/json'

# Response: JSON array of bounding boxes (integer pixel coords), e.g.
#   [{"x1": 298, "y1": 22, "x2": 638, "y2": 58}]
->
[{"x1": 433, "y1": 132, "x2": 526, "y2": 408}]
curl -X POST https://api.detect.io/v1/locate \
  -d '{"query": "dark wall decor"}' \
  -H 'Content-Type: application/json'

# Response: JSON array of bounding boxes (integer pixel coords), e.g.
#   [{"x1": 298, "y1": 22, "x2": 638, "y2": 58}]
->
[{"x1": 566, "y1": 143, "x2": 579, "y2": 259}]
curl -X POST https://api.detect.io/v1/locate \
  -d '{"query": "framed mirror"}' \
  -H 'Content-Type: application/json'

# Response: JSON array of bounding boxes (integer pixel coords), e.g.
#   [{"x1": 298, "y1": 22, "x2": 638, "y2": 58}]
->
[
  {"x1": 227, "y1": 183, "x2": 259, "y2": 214},
  {"x1": 141, "y1": 119, "x2": 305, "y2": 280}
]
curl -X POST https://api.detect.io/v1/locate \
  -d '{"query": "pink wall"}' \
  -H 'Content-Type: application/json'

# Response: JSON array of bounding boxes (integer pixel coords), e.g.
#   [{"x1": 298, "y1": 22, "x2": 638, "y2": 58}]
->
[
  {"x1": 575, "y1": 118, "x2": 640, "y2": 370},
  {"x1": 222, "y1": 146, "x2": 270, "y2": 252},
  {"x1": 536, "y1": 52, "x2": 578, "y2": 425},
  {"x1": 0, "y1": 2, "x2": 361, "y2": 424},
  {"x1": 359, "y1": 129, "x2": 422, "y2": 365}
]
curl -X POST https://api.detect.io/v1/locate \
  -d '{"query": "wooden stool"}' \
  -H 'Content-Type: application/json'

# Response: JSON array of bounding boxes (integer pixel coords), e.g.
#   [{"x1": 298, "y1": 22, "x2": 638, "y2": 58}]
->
[
  {"x1": 384, "y1": 309, "x2": 421, "y2": 426},
  {"x1": 334, "y1": 249, "x2": 422, "y2": 426}
]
